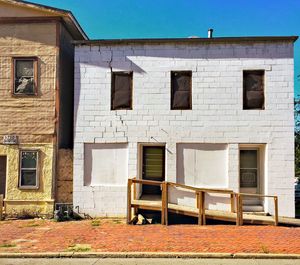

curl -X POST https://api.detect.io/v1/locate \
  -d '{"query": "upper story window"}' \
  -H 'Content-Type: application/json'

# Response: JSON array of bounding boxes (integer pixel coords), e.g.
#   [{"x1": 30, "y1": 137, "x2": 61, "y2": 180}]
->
[
  {"x1": 111, "y1": 72, "x2": 132, "y2": 110},
  {"x1": 243, "y1": 70, "x2": 264, "y2": 110},
  {"x1": 171, "y1": 71, "x2": 192, "y2": 110},
  {"x1": 19, "y1": 150, "x2": 39, "y2": 189},
  {"x1": 13, "y1": 57, "x2": 38, "y2": 96}
]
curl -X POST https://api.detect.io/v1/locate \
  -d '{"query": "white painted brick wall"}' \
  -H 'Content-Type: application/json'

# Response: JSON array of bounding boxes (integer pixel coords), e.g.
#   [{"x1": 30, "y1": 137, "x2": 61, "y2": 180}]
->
[{"x1": 74, "y1": 41, "x2": 295, "y2": 217}]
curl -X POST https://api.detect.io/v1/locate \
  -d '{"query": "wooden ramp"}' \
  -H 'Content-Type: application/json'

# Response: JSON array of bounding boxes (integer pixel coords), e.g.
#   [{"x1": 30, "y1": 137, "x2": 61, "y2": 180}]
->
[{"x1": 128, "y1": 179, "x2": 278, "y2": 226}]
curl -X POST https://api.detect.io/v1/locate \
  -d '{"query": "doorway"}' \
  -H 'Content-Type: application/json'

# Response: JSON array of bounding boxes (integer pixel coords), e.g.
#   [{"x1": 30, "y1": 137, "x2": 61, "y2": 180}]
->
[
  {"x1": 239, "y1": 147, "x2": 264, "y2": 211},
  {"x1": 142, "y1": 146, "x2": 165, "y2": 195},
  {"x1": 0, "y1": 156, "x2": 7, "y2": 199}
]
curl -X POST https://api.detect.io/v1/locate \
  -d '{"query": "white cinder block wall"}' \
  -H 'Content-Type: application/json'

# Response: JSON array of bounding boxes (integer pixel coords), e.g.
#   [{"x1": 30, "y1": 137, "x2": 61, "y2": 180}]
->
[{"x1": 74, "y1": 40, "x2": 295, "y2": 217}]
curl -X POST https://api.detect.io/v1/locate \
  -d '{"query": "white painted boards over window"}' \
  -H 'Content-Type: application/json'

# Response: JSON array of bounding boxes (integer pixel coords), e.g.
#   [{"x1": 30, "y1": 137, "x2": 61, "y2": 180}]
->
[
  {"x1": 176, "y1": 143, "x2": 228, "y2": 188},
  {"x1": 84, "y1": 143, "x2": 128, "y2": 186}
]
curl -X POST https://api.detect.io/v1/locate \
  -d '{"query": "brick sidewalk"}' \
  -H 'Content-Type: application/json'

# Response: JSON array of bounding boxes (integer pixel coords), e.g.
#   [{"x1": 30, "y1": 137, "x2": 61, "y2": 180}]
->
[{"x1": 0, "y1": 219, "x2": 299, "y2": 254}]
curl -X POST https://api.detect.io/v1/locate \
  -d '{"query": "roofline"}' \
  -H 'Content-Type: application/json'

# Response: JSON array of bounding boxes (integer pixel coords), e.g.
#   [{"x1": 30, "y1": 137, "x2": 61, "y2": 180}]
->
[
  {"x1": 67, "y1": 12, "x2": 89, "y2": 40},
  {"x1": 73, "y1": 36, "x2": 298, "y2": 46},
  {"x1": 4, "y1": 0, "x2": 88, "y2": 39}
]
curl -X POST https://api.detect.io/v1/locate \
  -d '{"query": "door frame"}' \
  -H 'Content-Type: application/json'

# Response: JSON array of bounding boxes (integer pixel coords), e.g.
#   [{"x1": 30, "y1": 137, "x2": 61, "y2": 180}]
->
[
  {"x1": 137, "y1": 143, "x2": 166, "y2": 197},
  {"x1": 239, "y1": 144, "x2": 265, "y2": 195}
]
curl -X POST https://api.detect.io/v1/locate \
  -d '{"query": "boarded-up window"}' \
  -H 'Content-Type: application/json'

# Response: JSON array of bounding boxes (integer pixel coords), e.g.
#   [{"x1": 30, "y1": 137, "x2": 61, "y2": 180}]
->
[
  {"x1": 243, "y1": 70, "x2": 264, "y2": 109},
  {"x1": 13, "y1": 57, "x2": 38, "y2": 95},
  {"x1": 176, "y1": 144, "x2": 228, "y2": 188},
  {"x1": 111, "y1": 72, "x2": 132, "y2": 110},
  {"x1": 171, "y1": 71, "x2": 192, "y2": 110},
  {"x1": 84, "y1": 143, "x2": 128, "y2": 186}
]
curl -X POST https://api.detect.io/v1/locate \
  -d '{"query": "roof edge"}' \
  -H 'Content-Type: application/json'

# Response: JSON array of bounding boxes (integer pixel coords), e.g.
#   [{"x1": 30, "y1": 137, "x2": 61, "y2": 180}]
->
[
  {"x1": 3, "y1": 0, "x2": 88, "y2": 40},
  {"x1": 73, "y1": 36, "x2": 298, "y2": 46}
]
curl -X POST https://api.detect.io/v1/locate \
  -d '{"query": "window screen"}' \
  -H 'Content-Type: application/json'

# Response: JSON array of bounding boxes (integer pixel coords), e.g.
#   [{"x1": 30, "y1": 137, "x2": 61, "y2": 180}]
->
[
  {"x1": 171, "y1": 71, "x2": 192, "y2": 110},
  {"x1": 243, "y1": 70, "x2": 264, "y2": 109},
  {"x1": 20, "y1": 151, "x2": 38, "y2": 188},
  {"x1": 13, "y1": 58, "x2": 37, "y2": 95},
  {"x1": 111, "y1": 72, "x2": 132, "y2": 110},
  {"x1": 240, "y1": 150, "x2": 258, "y2": 188}
]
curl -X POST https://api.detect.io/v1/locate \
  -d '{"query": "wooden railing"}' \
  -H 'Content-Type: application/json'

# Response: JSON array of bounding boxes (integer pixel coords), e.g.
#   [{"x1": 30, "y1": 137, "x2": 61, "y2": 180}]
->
[
  {"x1": 127, "y1": 178, "x2": 167, "y2": 224},
  {"x1": 0, "y1": 194, "x2": 3, "y2": 221},
  {"x1": 127, "y1": 178, "x2": 279, "y2": 226},
  {"x1": 168, "y1": 182, "x2": 235, "y2": 225},
  {"x1": 237, "y1": 193, "x2": 279, "y2": 226}
]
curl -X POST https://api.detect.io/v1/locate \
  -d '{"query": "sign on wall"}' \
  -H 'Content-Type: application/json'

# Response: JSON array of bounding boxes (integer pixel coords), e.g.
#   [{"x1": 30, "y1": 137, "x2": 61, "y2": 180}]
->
[{"x1": 3, "y1": 135, "x2": 18, "y2": 145}]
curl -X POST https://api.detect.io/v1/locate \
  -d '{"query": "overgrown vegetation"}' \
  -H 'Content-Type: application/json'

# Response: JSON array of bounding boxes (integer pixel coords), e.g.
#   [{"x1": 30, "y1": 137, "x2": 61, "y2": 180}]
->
[{"x1": 91, "y1": 219, "x2": 101, "y2": 226}]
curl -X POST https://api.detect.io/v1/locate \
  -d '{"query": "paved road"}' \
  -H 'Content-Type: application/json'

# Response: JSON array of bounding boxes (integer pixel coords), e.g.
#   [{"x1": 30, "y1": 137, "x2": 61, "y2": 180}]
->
[{"x1": 0, "y1": 259, "x2": 299, "y2": 265}]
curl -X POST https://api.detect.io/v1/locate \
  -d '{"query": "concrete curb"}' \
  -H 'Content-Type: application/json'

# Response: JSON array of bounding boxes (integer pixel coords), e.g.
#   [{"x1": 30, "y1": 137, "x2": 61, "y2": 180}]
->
[{"x1": 0, "y1": 252, "x2": 299, "y2": 259}]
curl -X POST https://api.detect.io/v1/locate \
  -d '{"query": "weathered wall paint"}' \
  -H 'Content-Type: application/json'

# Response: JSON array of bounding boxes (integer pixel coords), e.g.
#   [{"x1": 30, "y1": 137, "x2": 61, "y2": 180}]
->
[
  {"x1": 74, "y1": 41, "x2": 295, "y2": 217},
  {"x1": 0, "y1": 22, "x2": 57, "y2": 143},
  {"x1": 0, "y1": 1, "x2": 81, "y2": 217},
  {"x1": 0, "y1": 143, "x2": 55, "y2": 217}
]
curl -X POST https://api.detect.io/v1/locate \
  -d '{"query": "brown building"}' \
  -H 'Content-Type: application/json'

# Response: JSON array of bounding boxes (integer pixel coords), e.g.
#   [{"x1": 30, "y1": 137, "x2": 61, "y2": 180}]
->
[{"x1": 0, "y1": 0, "x2": 87, "y2": 217}]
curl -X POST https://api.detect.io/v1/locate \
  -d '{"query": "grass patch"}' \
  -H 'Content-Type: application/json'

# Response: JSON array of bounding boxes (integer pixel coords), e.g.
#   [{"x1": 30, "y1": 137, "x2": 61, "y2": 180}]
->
[
  {"x1": 23, "y1": 221, "x2": 40, "y2": 227},
  {"x1": 111, "y1": 219, "x2": 123, "y2": 224},
  {"x1": 261, "y1": 244, "x2": 270, "y2": 254},
  {"x1": 67, "y1": 244, "x2": 91, "y2": 252},
  {"x1": 0, "y1": 243, "x2": 17, "y2": 248},
  {"x1": 91, "y1": 220, "x2": 101, "y2": 227}
]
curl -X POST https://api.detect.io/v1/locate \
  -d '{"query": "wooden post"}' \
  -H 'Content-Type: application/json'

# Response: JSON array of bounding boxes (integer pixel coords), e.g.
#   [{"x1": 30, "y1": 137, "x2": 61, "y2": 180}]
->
[
  {"x1": 236, "y1": 194, "x2": 240, "y2": 226},
  {"x1": 198, "y1": 191, "x2": 206, "y2": 225},
  {"x1": 196, "y1": 192, "x2": 199, "y2": 209},
  {"x1": 230, "y1": 193, "x2": 235, "y2": 213},
  {"x1": 0, "y1": 194, "x2": 3, "y2": 221},
  {"x1": 164, "y1": 182, "x2": 168, "y2": 225},
  {"x1": 202, "y1": 192, "x2": 206, "y2": 225},
  {"x1": 127, "y1": 179, "x2": 132, "y2": 224},
  {"x1": 133, "y1": 179, "x2": 138, "y2": 216},
  {"x1": 161, "y1": 183, "x2": 165, "y2": 225},
  {"x1": 274, "y1": 196, "x2": 279, "y2": 226},
  {"x1": 198, "y1": 191, "x2": 203, "y2": 225},
  {"x1": 239, "y1": 194, "x2": 243, "y2": 226}
]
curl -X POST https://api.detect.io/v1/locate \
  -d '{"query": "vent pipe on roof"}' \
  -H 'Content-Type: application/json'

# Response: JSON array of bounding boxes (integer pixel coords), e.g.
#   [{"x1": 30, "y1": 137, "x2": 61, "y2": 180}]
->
[{"x1": 208, "y1": 29, "x2": 213, "y2": 38}]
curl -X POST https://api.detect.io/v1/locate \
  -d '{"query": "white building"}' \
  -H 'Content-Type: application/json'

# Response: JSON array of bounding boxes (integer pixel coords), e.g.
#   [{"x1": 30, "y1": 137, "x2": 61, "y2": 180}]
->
[{"x1": 73, "y1": 36, "x2": 297, "y2": 218}]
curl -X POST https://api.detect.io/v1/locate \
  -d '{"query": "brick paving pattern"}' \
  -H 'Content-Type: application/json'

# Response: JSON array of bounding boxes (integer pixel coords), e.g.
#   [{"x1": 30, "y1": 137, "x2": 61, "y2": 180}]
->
[{"x1": 0, "y1": 219, "x2": 299, "y2": 254}]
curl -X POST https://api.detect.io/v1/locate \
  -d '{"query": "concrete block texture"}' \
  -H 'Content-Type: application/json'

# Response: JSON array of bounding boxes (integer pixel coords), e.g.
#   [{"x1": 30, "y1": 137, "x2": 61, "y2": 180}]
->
[{"x1": 74, "y1": 41, "x2": 295, "y2": 217}]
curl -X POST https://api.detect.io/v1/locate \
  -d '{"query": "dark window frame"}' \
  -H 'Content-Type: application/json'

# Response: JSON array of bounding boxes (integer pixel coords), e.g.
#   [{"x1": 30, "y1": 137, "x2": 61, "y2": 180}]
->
[
  {"x1": 243, "y1": 70, "x2": 265, "y2": 110},
  {"x1": 19, "y1": 150, "x2": 39, "y2": 190},
  {"x1": 12, "y1": 57, "x2": 38, "y2": 96},
  {"x1": 171, "y1": 71, "x2": 192, "y2": 110},
  {"x1": 111, "y1": 71, "x2": 133, "y2": 110}
]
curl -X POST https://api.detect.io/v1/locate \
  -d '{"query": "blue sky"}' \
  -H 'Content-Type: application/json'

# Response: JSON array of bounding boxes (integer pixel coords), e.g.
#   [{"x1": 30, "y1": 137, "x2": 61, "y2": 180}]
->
[{"x1": 31, "y1": 0, "x2": 300, "y2": 95}]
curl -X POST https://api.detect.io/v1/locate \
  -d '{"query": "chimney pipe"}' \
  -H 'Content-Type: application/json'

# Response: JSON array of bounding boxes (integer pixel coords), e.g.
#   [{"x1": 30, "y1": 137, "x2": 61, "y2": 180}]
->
[{"x1": 208, "y1": 28, "x2": 213, "y2": 38}]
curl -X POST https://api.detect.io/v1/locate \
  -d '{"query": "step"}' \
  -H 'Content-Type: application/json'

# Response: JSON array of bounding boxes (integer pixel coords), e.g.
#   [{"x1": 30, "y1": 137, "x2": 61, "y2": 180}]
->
[
  {"x1": 243, "y1": 205, "x2": 264, "y2": 212},
  {"x1": 243, "y1": 199, "x2": 262, "y2": 205}
]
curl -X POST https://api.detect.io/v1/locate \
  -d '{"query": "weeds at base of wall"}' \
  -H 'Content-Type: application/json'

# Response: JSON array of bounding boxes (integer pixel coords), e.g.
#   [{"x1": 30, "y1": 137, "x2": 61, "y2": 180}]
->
[{"x1": 4, "y1": 209, "x2": 53, "y2": 221}]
